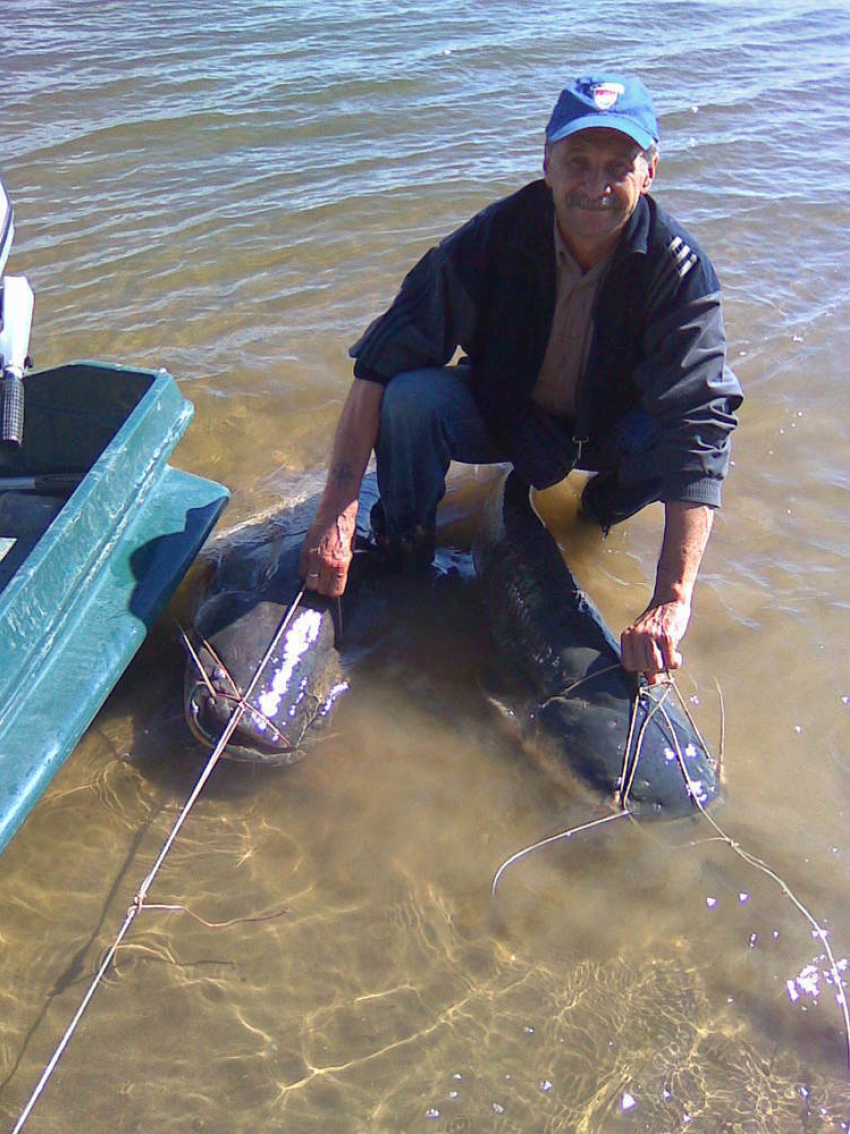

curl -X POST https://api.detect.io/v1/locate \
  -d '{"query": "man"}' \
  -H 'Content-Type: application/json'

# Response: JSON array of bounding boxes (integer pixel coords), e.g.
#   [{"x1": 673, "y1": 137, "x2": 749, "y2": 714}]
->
[{"x1": 300, "y1": 75, "x2": 742, "y2": 684}]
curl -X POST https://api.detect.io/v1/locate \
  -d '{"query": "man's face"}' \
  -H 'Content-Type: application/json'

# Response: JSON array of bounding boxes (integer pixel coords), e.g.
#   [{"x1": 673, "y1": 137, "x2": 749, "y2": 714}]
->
[{"x1": 544, "y1": 127, "x2": 657, "y2": 265}]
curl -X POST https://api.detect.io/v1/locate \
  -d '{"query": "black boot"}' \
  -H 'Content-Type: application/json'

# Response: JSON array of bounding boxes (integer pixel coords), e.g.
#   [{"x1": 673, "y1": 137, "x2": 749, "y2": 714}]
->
[{"x1": 368, "y1": 500, "x2": 436, "y2": 571}]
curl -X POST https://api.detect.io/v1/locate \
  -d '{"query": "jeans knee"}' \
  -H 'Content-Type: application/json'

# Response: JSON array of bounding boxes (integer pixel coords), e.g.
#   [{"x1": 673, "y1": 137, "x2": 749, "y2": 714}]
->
[{"x1": 379, "y1": 370, "x2": 442, "y2": 443}]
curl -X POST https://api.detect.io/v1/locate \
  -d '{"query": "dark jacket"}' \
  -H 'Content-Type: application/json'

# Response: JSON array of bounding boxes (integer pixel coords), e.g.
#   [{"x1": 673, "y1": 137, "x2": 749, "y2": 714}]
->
[{"x1": 350, "y1": 180, "x2": 742, "y2": 506}]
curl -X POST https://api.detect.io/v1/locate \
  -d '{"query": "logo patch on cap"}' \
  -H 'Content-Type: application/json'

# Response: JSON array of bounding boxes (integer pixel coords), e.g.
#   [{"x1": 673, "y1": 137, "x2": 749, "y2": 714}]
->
[{"x1": 591, "y1": 82, "x2": 625, "y2": 111}]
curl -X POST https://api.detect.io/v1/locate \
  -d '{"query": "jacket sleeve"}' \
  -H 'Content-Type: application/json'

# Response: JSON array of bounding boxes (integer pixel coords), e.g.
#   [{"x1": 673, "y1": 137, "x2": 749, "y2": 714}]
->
[
  {"x1": 349, "y1": 213, "x2": 487, "y2": 385},
  {"x1": 634, "y1": 246, "x2": 742, "y2": 508}
]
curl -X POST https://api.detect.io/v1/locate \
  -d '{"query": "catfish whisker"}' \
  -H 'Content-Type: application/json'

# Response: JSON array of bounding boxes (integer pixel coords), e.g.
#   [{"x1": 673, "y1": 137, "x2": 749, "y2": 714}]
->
[
  {"x1": 714, "y1": 676, "x2": 725, "y2": 780},
  {"x1": 539, "y1": 663, "x2": 624, "y2": 707},
  {"x1": 195, "y1": 634, "x2": 241, "y2": 700},
  {"x1": 200, "y1": 690, "x2": 295, "y2": 751},
  {"x1": 176, "y1": 623, "x2": 217, "y2": 698},
  {"x1": 178, "y1": 631, "x2": 297, "y2": 752},
  {"x1": 619, "y1": 684, "x2": 672, "y2": 808},
  {"x1": 491, "y1": 810, "x2": 632, "y2": 897}
]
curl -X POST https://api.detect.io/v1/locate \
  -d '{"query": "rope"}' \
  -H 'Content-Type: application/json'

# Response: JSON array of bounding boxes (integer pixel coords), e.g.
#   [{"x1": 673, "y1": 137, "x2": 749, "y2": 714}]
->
[
  {"x1": 489, "y1": 677, "x2": 675, "y2": 895},
  {"x1": 492, "y1": 668, "x2": 850, "y2": 1086},
  {"x1": 138, "y1": 904, "x2": 288, "y2": 931},
  {"x1": 11, "y1": 586, "x2": 306, "y2": 1133},
  {"x1": 489, "y1": 675, "x2": 668, "y2": 897},
  {"x1": 655, "y1": 694, "x2": 850, "y2": 1082}
]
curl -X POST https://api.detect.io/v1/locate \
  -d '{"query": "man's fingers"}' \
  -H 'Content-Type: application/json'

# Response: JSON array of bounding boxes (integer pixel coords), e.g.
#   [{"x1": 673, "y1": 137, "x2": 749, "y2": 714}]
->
[
  {"x1": 621, "y1": 630, "x2": 659, "y2": 673},
  {"x1": 311, "y1": 551, "x2": 352, "y2": 597},
  {"x1": 302, "y1": 544, "x2": 321, "y2": 591},
  {"x1": 301, "y1": 525, "x2": 354, "y2": 596},
  {"x1": 324, "y1": 565, "x2": 349, "y2": 598},
  {"x1": 622, "y1": 599, "x2": 690, "y2": 681},
  {"x1": 651, "y1": 631, "x2": 683, "y2": 675},
  {"x1": 643, "y1": 653, "x2": 681, "y2": 684},
  {"x1": 621, "y1": 629, "x2": 682, "y2": 680},
  {"x1": 648, "y1": 639, "x2": 670, "y2": 671}
]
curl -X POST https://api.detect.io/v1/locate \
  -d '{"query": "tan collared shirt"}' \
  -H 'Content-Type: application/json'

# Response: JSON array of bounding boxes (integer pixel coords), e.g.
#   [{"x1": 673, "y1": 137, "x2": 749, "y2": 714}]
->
[{"x1": 531, "y1": 221, "x2": 610, "y2": 418}]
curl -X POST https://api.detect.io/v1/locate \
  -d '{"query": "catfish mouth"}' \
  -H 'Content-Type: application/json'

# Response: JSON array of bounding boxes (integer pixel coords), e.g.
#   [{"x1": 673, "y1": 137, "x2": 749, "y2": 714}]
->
[
  {"x1": 536, "y1": 676, "x2": 721, "y2": 819},
  {"x1": 180, "y1": 596, "x2": 352, "y2": 765},
  {"x1": 185, "y1": 679, "x2": 307, "y2": 764},
  {"x1": 181, "y1": 625, "x2": 307, "y2": 764},
  {"x1": 614, "y1": 689, "x2": 721, "y2": 817}
]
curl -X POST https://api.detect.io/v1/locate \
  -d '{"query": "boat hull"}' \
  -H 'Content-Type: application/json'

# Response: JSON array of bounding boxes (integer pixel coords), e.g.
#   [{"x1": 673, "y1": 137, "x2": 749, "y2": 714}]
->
[{"x1": 0, "y1": 362, "x2": 229, "y2": 856}]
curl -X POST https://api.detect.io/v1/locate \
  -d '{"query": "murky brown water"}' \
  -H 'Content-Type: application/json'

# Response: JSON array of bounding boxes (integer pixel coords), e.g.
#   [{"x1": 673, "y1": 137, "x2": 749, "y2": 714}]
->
[{"x1": 2, "y1": 1, "x2": 850, "y2": 1130}]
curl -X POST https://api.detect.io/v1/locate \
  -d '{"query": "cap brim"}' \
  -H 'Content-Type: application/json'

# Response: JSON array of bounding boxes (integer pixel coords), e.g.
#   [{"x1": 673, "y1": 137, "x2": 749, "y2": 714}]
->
[{"x1": 547, "y1": 114, "x2": 655, "y2": 151}]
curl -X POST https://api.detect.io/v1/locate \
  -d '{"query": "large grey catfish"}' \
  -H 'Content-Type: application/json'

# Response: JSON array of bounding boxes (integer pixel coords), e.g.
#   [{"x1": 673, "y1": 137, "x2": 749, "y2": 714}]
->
[
  {"x1": 473, "y1": 471, "x2": 720, "y2": 817},
  {"x1": 182, "y1": 476, "x2": 464, "y2": 763},
  {"x1": 183, "y1": 479, "x2": 393, "y2": 764}
]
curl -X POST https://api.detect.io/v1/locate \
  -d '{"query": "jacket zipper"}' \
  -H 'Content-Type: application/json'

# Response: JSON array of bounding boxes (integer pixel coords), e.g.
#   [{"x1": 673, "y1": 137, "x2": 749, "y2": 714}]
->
[{"x1": 571, "y1": 248, "x2": 625, "y2": 466}]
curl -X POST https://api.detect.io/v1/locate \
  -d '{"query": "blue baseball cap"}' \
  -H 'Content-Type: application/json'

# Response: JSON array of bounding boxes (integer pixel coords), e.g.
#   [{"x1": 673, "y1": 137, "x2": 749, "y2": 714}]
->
[{"x1": 546, "y1": 75, "x2": 659, "y2": 151}]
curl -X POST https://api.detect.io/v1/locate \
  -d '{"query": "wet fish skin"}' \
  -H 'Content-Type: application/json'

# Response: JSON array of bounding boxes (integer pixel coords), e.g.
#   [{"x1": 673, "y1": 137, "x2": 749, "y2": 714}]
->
[
  {"x1": 182, "y1": 471, "x2": 472, "y2": 764},
  {"x1": 183, "y1": 472, "x2": 428, "y2": 764},
  {"x1": 184, "y1": 538, "x2": 350, "y2": 764},
  {"x1": 473, "y1": 471, "x2": 720, "y2": 817}
]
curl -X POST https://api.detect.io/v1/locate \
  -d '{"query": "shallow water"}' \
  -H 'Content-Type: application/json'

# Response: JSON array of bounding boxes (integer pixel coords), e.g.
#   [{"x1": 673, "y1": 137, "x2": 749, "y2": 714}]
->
[{"x1": 2, "y1": 1, "x2": 850, "y2": 1130}]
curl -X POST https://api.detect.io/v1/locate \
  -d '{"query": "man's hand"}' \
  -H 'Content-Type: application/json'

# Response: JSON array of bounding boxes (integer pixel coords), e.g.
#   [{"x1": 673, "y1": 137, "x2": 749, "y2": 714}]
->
[
  {"x1": 298, "y1": 378, "x2": 384, "y2": 598},
  {"x1": 300, "y1": 502, "x2": 358, "y2": 597},
  {"x1": 620, "y1": 500, "x2": 714, "y2": 684},
  {"x1": 621, "y1": 598, "x2": 691, "y2": 685}
]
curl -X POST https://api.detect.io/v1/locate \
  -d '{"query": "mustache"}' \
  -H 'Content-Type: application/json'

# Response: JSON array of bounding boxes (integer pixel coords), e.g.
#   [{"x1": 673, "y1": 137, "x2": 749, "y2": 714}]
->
[{"x1": 565, "y1": 194, "x2": 621, "y2": 211}]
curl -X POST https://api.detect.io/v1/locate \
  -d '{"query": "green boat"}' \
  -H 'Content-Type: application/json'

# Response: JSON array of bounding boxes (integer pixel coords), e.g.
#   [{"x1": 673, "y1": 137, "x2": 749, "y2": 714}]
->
[{"x1": 0, "y1": 361, "x2": 229, "y2": 857}]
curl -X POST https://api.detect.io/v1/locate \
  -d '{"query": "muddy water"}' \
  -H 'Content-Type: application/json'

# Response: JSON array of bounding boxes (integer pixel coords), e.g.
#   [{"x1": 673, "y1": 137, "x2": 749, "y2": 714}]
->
[{"x1": 2, "y1": 1, "x2": 850, "y2": 1130}]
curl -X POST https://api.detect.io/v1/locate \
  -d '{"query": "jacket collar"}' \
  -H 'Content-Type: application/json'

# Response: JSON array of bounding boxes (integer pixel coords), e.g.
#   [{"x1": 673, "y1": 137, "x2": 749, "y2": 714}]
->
[{"x1": 615, "y1": 194, "x2": 652, "y2": 259}]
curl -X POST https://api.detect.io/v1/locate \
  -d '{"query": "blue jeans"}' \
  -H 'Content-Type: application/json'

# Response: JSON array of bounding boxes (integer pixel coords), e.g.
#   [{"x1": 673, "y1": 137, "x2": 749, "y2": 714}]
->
[{"x1": 373, "y1": 366, "x2": 664, "y2": 535}]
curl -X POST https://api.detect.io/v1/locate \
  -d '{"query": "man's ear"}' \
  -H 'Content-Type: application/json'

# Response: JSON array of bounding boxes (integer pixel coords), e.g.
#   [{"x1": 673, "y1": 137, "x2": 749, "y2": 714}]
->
[
  {"x1": 543, "y1": 144, "x2": 550, "y2": 184},
  {"x1": 641, "y1": 154, "x2": 658, "y2": 194}
]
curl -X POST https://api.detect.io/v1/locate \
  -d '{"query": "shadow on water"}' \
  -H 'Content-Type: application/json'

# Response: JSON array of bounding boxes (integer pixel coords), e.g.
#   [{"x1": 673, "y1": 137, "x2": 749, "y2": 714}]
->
[{"x1": 127, "y1": 498, "x2": 229, "y2": 628}]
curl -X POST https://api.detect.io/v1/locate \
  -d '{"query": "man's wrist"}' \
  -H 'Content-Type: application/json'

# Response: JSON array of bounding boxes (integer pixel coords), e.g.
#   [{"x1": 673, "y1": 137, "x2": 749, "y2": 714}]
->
[
  {"x1": 649, "y1": 583, "x2": 691, "y2": 608},
  {"x1": 313, "y1": 495, "x2": 359, "y2": 530},
  {"x1": 319, "y1": 472, "x2": 362, "y2": 511}
]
